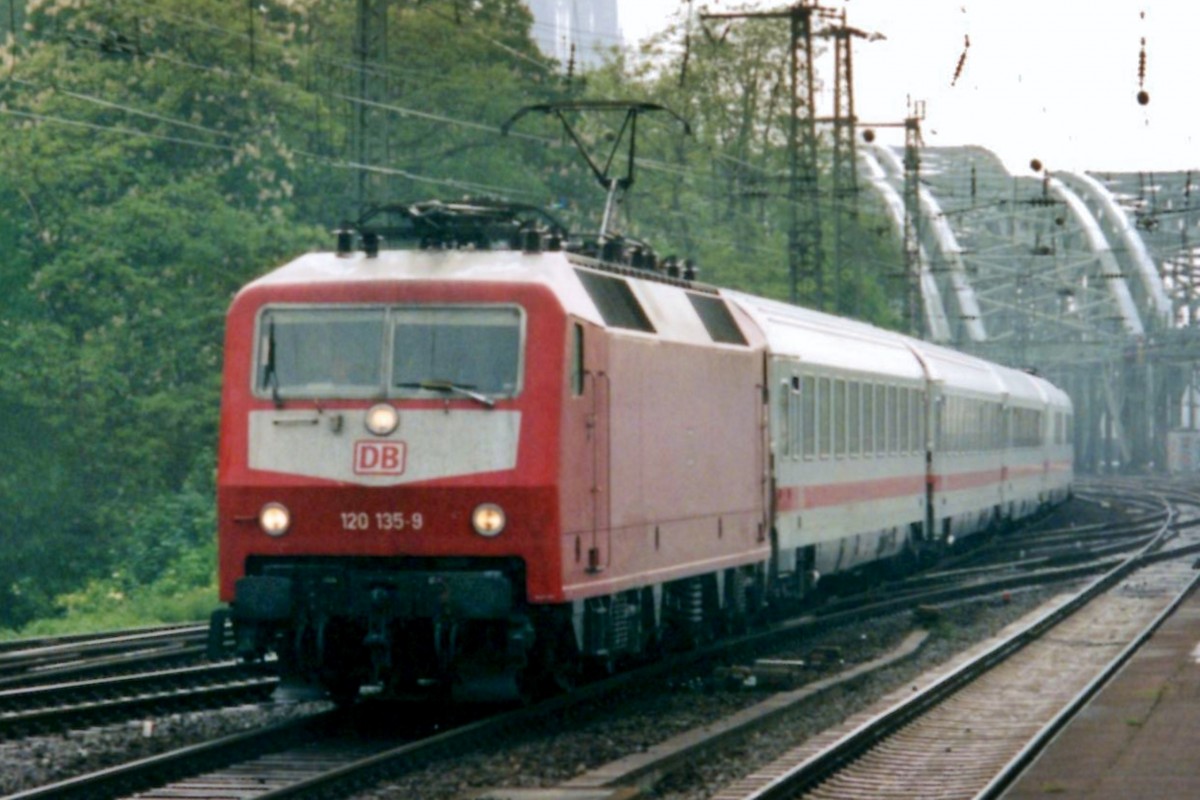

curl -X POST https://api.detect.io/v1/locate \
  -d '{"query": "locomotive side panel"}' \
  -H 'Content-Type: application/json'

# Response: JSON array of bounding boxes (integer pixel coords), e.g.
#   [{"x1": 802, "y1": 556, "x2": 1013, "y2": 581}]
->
[
  {"x1": 565, "y1": 334, "x2": 767, "y2": 597},
  {"x1": 558, "y1": 270, "x2": 769, "y2": 600}
]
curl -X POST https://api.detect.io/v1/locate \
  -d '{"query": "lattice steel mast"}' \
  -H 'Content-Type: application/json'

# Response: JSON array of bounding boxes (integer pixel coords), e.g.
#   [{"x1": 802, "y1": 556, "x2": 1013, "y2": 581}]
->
[{"x1": 702, "y1": 2, "x2": 832, "y2": 307}]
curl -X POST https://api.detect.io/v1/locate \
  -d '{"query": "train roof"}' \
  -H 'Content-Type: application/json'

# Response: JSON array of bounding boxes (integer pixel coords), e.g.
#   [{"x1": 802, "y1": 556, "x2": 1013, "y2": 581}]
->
[
  {"x1": 241, "y1": 245, "x2": 1072, "y2": 412},
  {"x1": 725, "y1": 289, "x2": 1071, "y2": 410},
  {"x1": 723, "y1": 290, "x2": 927, "y2": 381},
  {"x1": 236, "y1": 247, "x2": 762, "y2": 350},
  {"x1": 243, "y1": 248, "x2": 576, "y2": 292}
]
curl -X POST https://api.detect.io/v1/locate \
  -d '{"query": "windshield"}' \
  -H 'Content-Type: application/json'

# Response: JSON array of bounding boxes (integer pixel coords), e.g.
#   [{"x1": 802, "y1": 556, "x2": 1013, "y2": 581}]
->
[
  {"x1": 256, "y1": 305, "x2": 523, "y2": 400},
  {"x1": 392, "y1": 308, "x2": 521, "y2": 395}
]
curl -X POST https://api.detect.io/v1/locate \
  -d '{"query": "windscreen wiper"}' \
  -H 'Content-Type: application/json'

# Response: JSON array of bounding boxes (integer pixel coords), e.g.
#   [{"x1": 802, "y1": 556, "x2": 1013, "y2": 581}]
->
[
  {"x1": 396, "y1": 379, "x2": 495, "y2": 409},
  {"x1": 264, "y1": 318, "x2": 283, "y2": 408}
]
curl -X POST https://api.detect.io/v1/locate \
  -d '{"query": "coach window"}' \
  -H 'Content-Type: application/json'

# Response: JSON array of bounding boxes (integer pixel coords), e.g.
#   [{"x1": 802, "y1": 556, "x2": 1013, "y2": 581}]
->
[
  {"x1": 779, "y1": 374, "x2": 798, "y2": 459},
  {"x1": 818, "y1": 377, "x2": 832, "y2": 458},
  {"x1": 963, "y1": 399, "x2": 971, "y2": 451},
  {"x1": 980, "y1": 402, "x2": 989, "y2": 450},
  {"x1": 898, "y1": 387, "x2": 910, "y2": 454},
  {"x1": 874, "y1": 384, "x2": 886, "y2": 456},
  {"x1": 912, "y1": 389, "x2": 921, "y2": 452},
  {"x1": 951, "y1": 397, "x2": 960, "y2": 452},
  {"x1": 971, "y1": 400, "x2": 981, "y2": 451},
  {"x1": 982, "y1": 401, "x2": 991, "y2": 451},
  {"x1": 1016, "y1": 409, "x2": 1030, "y2": 447},
  {"x1": 982, "y1": 402, "x2": 992, "y2": 451},
  {"x1": 778, "y1": 380, "x2": 791, "y2": 458},
  {"x1": 969, "y1": 400, "x2": 978, "y2": 451},
  {"x1": 913, "y1": 390, "x2": 922, "y2": 452},
  {"x1": 885, "y1": 385, "x2": 898, "y2": 455},
  {"x1": 790, "y1": 375, "x2": 803, "y2": 458},
  {"x1": 938, "y1": 396, "x2": 947, "y2": 451},
  {"x1": 848, "y1": 382, "x2": 861, "y2": 457},
  {"x1": 912, "y1": 393, "x2": 921, "y2": 453},
  {"x1": 906, "y1": 391, "x2": 914, "y2": 451},
  {"x1": 802, "y1": 375, "x2": 816, "y2": 459},
  {"x1": 958, "y1": 397, "x2": 968, "y2": 451},
  {"x1": 868, "y1": 383, "x2": 878, "y2": 455},
  {"x1": 965, "y1": 399, "x2": 975, "y2": 451},
  {"x1": 833, "y1": 379, "x2": 846, "y2": 458}
]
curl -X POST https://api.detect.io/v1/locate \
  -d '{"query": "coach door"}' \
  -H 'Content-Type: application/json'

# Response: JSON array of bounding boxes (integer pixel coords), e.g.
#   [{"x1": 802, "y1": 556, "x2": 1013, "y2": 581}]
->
[{"x1": 580, "y1": 325, "x2": 611, "y2": 574}]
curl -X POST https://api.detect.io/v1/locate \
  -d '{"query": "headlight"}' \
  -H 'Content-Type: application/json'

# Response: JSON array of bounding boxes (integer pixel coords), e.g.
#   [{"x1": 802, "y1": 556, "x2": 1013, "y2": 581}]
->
[
  {"x1": 259, "y1": 502, "x2": 291, "y2": 537},
  {"x1": 365, "y1": 403, "x2": 399, "y2": 436},
  {"x1": 471, "y1": 503, "x2": 506, "y2": 537}
]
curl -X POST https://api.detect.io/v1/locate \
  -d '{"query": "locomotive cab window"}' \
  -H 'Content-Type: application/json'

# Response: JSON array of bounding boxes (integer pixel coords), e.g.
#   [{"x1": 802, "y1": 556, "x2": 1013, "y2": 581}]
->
[
  {"x1": 257, "y1": 307, "x2": 386, "y2": 398},
  {"x1": 255, "y1": 305, "x2": 524, "y2": 400},
  {"x1": 392, "y1": 307, "x2": 522, "y2": 397}
]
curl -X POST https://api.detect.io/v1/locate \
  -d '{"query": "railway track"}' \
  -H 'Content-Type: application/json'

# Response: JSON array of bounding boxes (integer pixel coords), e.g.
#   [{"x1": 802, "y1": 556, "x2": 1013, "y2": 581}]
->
[
  {"x1": 0, "y1": 622, "x2": 266, "y2": 739},
  {"x1": 4, "y1": 483, "x2": 1186, "y2": 800},
  {"x1": 0, "y1": 661, "x2": 277, "y2": 739},
  {"x1": 422, "y1": 482, "x2": 1197, "y2": 800},
  {"x1": 0, "y1": 624, "x2": 215, "y2": 689},
  {"x1": 708, "y1": 485, "x2": 1200, "y2": 800}
]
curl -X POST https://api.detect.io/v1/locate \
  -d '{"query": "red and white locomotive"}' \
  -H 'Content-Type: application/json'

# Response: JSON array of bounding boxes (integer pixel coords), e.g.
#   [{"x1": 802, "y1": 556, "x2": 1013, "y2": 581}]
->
[{"x1": 210, "y1": 202, "x2": 1073, "y2": 700}]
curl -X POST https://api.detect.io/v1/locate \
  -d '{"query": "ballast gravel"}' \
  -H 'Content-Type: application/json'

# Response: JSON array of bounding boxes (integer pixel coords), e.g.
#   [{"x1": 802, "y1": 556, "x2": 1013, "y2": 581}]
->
[
  {"x1": 348, "y1": 587, "x2": 1065, "y2": 800},
  {"x1": 0, "y1": 699, "x2": 330, "y2": 795}
]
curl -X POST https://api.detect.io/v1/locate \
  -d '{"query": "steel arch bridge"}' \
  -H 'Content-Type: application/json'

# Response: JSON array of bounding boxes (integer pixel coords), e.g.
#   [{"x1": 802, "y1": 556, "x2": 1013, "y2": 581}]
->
[{"x1": 861, "y1": 145, "x2": 1200, "y2": 473}]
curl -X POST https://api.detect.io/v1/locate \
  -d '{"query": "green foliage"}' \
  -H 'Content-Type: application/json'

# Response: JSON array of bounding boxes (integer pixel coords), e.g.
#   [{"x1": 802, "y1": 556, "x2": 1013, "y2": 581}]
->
[
  {"x1": 3, "y1": 558, "x2": 218, "y2": 639},
  {"x1": 0, "y1": 0, "x2": 908, "y2": 635}
]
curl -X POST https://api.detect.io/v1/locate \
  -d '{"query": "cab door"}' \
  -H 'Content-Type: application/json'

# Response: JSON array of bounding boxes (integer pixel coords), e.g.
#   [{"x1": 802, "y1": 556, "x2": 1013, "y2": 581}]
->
[{"x1": 581, "y1": 325, "x2": 611, "y2": 573}]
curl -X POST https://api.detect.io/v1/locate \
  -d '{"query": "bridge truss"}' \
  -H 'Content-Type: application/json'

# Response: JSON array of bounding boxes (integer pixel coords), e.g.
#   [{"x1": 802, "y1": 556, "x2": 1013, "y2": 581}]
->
[{"x1": 864, "y1": 146, "x2": 1200, "y2": 472}]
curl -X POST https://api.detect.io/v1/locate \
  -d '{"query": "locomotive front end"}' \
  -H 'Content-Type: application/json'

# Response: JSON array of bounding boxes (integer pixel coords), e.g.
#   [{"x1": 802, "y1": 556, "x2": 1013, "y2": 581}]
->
[{"x1": 211, "y1": 254, "x2": 565, "y2": 701}]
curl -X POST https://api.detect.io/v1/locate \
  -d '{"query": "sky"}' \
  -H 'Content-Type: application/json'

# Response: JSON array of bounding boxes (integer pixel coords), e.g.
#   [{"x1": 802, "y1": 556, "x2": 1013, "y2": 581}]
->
[{"x1": 615, "y1": 0, "x2": 1198, "y2": 175}]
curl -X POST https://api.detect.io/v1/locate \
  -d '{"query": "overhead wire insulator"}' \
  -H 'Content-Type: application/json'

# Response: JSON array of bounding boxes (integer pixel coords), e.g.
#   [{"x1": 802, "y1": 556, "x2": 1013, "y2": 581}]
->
[
  {"x1": 951, "y1": 34, "x2": 969, "y2": 87},
  {"x1": 1136, "y1": 12, "x2": 1150, "y2": 106}
]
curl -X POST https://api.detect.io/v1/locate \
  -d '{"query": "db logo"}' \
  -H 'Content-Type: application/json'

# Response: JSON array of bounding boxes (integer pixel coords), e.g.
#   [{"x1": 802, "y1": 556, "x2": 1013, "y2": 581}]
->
[{"x1": 353, "y1": 441, "x2": 407, "y2": 475}]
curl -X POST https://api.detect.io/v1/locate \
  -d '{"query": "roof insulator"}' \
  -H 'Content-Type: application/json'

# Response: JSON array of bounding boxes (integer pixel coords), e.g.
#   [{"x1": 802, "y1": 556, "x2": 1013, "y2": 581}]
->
[
  {"x1": 520, "y1": 225, "x2": 542, "y2": 254},
  {"x1": 334, "y1": 224, "x2": 354, "y2": 257},
  {"x1": 601, "y1": 238, "x2": 622, "y2": 264},
  {"x1": 362, "y1": 231, "x2": 381, "y2": 259}
]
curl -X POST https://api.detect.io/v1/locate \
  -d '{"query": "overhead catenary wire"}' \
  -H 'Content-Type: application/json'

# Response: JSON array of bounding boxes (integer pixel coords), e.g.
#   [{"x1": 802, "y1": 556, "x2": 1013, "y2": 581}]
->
[
  {"x1": 23, "y1": 1, "x2": 781, "y2": 194},
  {"x1": 7, "y1": 77, "x2": 236, "y2": 140},
  {"x1": 0, "y1": 106, "x2": 237, "y2": 152},
  {"x1": 2, "y1": 0, "x2": 897, "y2": 286}
]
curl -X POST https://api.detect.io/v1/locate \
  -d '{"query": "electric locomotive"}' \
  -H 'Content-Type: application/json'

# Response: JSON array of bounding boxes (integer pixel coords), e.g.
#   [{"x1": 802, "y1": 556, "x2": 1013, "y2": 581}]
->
[{"x1": 210, "y1": 202, "x2": 772, "y2": 700}]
